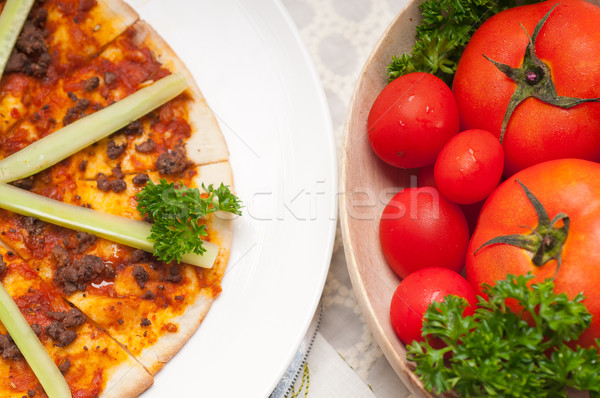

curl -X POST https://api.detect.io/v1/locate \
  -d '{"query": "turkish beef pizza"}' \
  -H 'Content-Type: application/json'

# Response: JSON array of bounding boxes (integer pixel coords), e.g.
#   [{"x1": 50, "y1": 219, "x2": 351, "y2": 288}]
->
[{"x1": 0, "y1": 0, "x2": 235, "y2": 396}]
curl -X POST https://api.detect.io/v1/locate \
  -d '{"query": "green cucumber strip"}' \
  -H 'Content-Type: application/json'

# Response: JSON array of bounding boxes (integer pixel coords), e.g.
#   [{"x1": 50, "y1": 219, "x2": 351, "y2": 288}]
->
[
  {"x1": 0, "y1": 0, "x2": 35, "y2": 82},
  {"x1": 0, "y1": 283, "x2": 71, "y2": 398},
  {"x1": 0, "y1": 73, "x2": 188, "y2": 183},
  {"x1": 0, "y1": 183, "x2": 219, "y2": 268}
]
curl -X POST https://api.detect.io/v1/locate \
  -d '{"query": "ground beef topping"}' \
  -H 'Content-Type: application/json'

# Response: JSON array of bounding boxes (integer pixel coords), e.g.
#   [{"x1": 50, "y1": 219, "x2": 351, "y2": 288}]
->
[
  {"x1": 162, "y1": 265, "x2": 182, "y2": 284},
  {"x1": 132, "y1": 173, "x2": 149, "y2": 186},
  {"x1": 54, "y1": 254, "x2": 113, "y2": 294},
  {"x1": 23, "y1": 216, "x2": 46, "y2": 236},
  {"x1": 31, "y1": 324, "x2": 43, "y2": 336},
  {"x1": 45, "y1": 321, "x2": 77, "y2": 347},
  {"x1": 62, "y1": 231, "x2": 97, "y2": 254},
  {"x1": 51, "y1": 245, "x2": 71, "y2": 267},
  {"x1": 130, "y1": 249, "x2": 150, "y2": 264},
  {"x1": 156, "y1": 148, "x2": 188, "y2": 175},
  {"x1": 110, "y1": 179, "x2": 127, "y2": 193},
  {"x1": 58, "y1": 358, "x2": 71, "y2": 374},
  {"x1": 83, "y1": 76, "x2": 100, "y2": 92},
  {"x1": 135, "y1": 138, "x2": 156, "y2": 153},
  {"x1": 106, "y1": 140, "x2": 127, "y2": 159},
  {"x1": 0, "y1": 334, "x2": 22, "y2": 360},
  {"x1": 62, "y1": 98, "x2": 90, "y2": 126},
  {"x1": 119, "y1": 120, "x2": 143, "y2": 136},
  {"x1": 96, "y1": 173, "x2": 111, "y2": 192},
  {"x1": 62, "y1": 308, "x2": 87, "y2": 329},
  {"x1": 104, "y1": 71, "x2": 117, "y2": 85},
  {"x1": 10, "y1": 176, "x2": 34, "y2": 190},
  {"x1": 111, "y1": 166, "x2": 124, "y2": 179},
  {"x1": 0, "y1": 254, "x2": 6, "y2": 276},
  {"x1": 132, "y1": 265, "x2": 149, "y2": 288},
  {"x1": 5, "y1": 7, "x2": 50, "y2": 77},
  {"x1": 140, "y1": 318, "x2": 151, "y2": 327}
]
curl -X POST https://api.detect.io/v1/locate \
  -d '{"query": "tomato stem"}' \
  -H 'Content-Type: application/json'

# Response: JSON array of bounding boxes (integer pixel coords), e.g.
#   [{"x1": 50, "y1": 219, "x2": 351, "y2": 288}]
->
[
  {"x1": 483, "y1": 4, "x2": 600, "y2": 143},
  {"x1": 475, "y1": 180, "x2": 569, "y2": 276}
]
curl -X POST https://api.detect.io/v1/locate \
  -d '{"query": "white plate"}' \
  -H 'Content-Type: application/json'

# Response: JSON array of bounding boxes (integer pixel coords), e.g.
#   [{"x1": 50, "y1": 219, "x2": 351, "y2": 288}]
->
[{"x1": 125, "y1": 0, "x2": 337, "y2": 396}]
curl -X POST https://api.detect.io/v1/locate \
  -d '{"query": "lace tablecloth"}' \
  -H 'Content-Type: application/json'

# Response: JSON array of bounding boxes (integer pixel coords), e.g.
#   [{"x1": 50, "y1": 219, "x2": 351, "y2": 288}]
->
[{"x1": 280, "y1": 0, "x2": 414, "y2": 396}]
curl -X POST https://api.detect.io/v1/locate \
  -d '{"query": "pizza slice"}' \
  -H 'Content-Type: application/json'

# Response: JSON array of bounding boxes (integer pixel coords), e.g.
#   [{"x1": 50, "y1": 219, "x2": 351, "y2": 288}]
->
[
  {"x1": 0, "y1": 163, "x2": 234, "y2": 374},
  {"x1": 1, "y1": 21, "x2": 228, "y2": 179},
  {"x1": 0, "y1": 23, "x2": 171, "y2": 160},
  {"x1": 0, "y1": 245, "x2": 153, "y2": 397},
  {"x1": 0, "y1": 0, "x2": 139, "y2": 137}
]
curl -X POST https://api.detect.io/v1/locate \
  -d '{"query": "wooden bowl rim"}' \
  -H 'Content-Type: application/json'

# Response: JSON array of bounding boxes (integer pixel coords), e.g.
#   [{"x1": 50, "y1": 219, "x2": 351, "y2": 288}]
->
[{"x1": 339, "y1": 1, "x2": 433, "y2": 396}]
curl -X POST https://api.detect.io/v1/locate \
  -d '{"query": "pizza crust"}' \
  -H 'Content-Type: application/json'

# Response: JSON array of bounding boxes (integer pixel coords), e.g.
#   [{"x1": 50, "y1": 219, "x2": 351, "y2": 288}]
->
[
  {"x1": 130, "y1": 21, "x2": 230, "y2": 166},
  {"x1": 97, "y1": 0, "x2": 139, "y2": 28},
  {"x1": 135, "y1": 291, "x2": 214, "y2": 374},
  {"x1": 101, "y1": 357, "x2": 154, "y2": 398}
]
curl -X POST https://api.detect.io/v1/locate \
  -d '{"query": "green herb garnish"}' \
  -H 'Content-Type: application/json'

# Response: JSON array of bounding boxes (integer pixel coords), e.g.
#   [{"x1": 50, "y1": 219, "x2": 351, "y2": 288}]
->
[
  {"x1": 136, "y1": 179, "x2": 242, "y2": 264},
  {"x1": 387, "y1": 0, "x2": 532, "y2": 84},
  {"x1": 408, "y1": 274, "x2": 600, "y2": 396},
  {"x1": 0, "y1": 183, "x2": 222, "y2": 268}
]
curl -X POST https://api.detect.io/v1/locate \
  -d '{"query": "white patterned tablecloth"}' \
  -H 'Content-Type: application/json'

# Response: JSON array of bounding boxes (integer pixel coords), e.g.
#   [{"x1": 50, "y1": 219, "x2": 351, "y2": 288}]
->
[{"x1": 280, "y1": 0, "x2": 415, "y2": 397}]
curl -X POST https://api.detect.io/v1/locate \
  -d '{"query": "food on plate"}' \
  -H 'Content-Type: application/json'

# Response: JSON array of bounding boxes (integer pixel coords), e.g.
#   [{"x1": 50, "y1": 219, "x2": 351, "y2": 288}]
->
[
  {"x1": 379, "y1": 187, "x2": 469, "y2": 278},
  {"x1": 0, "y1": 246, "x2": 153, "y2": 397},
  {"x1": 0, "y1": 0, "x2": 240, "y2": 396},
  {"x1": 367, "y1": 72, "x2": 459, "y2": 168},
  {"x1": 467, "y1": 158, "x2": 600, "y2": 348},
  {"x1": 408, "y1": 274, "x2": 600, "y2": 396},
  {"x1": 389, "y1": 267, "x2": 476, "y2": 345},
  {"x1": 453, "y1": 0, "x2": 600, "y2": 176},
  {"x1": 434, "y1": 129, "x2": 503, "y2": 204}
]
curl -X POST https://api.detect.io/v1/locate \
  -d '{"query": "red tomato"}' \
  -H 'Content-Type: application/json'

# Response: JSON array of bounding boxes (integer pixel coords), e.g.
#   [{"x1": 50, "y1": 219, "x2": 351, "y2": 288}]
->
[
  {"x1": 390, "y1": 267, "x2": 477, "y2": 344},
  {"x1": 466, "y1": 159, "x2": 600, "y2": 347},
  {"x1": 380, "y1": 187, "x2": 469, "y2": 278},
  {"x1": 453, "y1": 0, "x2": 600, "y2": 176},
  {"x1": 434, "y1": 129, "x2": 504, "y2": 205},
  {"x1": 368, "y1": 72, "x2": 459, "y2": 168}
]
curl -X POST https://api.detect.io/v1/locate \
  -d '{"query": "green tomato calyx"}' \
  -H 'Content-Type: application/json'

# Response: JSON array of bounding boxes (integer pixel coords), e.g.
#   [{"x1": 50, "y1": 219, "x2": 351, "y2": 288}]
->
[
  {"x1": 483, "y1": 4, "x2": 600, "y2": 143},
  {"x1": 474, "y1": 180, "x2": 569, "y2": 276}
]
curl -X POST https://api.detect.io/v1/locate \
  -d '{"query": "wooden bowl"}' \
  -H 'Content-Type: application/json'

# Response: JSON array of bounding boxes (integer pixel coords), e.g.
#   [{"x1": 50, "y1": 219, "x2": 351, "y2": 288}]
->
[
  {"x1": 339, "y1": 1, "x2": 431, "y2": 395},
  {"x1": 340, "y1": 0, "x2": 599, "y2": 396}
]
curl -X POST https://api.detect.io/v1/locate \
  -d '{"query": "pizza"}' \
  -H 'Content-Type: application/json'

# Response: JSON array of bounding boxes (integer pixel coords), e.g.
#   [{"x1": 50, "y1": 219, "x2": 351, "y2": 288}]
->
[{"x1": 0, "y1": 0, "x2": 236, "y2": 396}]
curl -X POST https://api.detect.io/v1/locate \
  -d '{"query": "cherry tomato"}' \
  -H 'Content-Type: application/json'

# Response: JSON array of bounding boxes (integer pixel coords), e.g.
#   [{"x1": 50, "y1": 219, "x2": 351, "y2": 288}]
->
[
  {"x1": 434, "y1": 129, "x2": 504, "y2": 205},
  {"x1": 390, "y1": 267, "x2": 477, "y2": 344},
  {"x1": 368, "y1": 72, "x2": 460, "y2": 168},
  {"x1": 379, "y1": 187, "x2": 469, "y2": 278}
]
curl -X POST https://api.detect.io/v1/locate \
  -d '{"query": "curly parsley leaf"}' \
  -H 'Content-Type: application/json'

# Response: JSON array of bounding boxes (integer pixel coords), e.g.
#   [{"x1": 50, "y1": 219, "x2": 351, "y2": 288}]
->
[
  {"x1": 387, "y1": 0, "x2": 536, "y2": 84},
  {"x1": 136, "y1": 179, "x2": 242, "y2": 264},
  {"x1": 407, "y1": 274, "x2": 600, "y2": 397}
]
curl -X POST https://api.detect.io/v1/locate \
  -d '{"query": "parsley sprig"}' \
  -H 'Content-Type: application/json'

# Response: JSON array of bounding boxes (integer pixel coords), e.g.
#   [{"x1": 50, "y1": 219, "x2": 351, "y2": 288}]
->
[
  {"x1": 408, "y1": 274, "x2": 600, "y2": 397},
  {"x1": 136, "y1": 179, "x2": 242, "y2": 264},
  {"x1": 387, "y1": 0, "x2": 532, "y2": 84}
]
